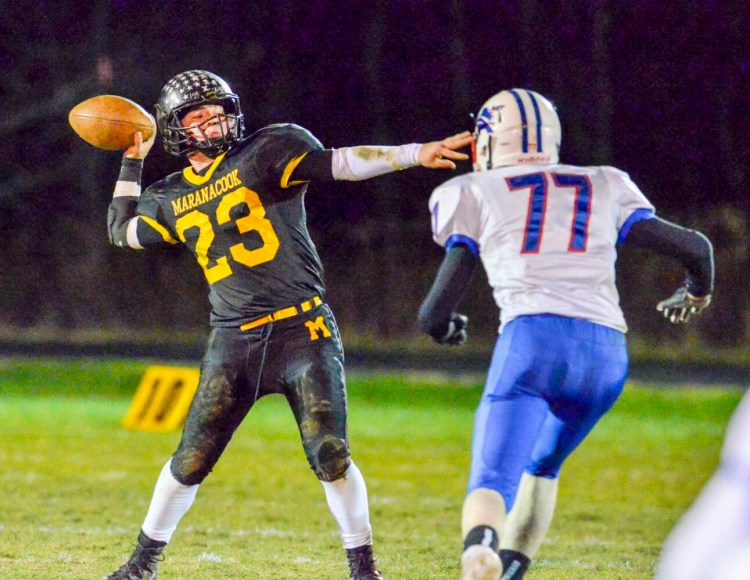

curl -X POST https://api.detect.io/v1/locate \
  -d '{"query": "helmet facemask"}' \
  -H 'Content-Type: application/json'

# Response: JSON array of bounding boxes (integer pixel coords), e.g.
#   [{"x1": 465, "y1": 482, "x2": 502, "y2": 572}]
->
[{"x1": 168, "y1": 98, "x2": 242, "y2": 157}]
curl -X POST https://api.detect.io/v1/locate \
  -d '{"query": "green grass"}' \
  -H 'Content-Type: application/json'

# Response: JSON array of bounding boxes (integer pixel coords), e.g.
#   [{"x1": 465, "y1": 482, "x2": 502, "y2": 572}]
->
[{"x1": 0, "y1": 357, "x2": 743, "y2": 579}]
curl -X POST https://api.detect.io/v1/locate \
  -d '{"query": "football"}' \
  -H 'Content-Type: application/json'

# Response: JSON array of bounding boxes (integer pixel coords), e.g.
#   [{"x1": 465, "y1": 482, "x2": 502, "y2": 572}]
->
[{"x1": 68, "y1": 95, "x2": 156, "y2": 150}]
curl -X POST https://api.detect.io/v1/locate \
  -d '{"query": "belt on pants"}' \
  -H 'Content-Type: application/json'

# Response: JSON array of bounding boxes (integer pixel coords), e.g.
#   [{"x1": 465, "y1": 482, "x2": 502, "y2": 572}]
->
[{"x1": 240, "y1": 296, "x2": 322, "y2": 331}]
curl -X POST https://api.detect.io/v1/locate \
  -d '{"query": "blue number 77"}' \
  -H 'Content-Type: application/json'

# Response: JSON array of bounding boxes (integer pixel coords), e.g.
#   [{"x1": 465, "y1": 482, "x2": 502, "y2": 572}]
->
[{"x1": 506, "y1": 172, "x2": 592, "y2": 253}]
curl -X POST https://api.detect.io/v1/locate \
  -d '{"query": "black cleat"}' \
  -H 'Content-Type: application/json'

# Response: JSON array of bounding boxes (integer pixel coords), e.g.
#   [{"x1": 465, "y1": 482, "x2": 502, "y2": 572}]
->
[
  {"x1": 346, "y1": 544, "x2": 383, "y2": 579},
  {"x1": 103, "y1": 530, "x2": 166, "y2": 580}
]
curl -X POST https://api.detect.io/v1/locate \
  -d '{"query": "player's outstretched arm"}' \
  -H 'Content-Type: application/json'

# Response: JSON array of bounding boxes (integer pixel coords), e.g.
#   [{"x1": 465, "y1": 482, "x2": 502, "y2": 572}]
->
[{"x1": 290, "y1": 131, "x2": 473, "y2": 184}]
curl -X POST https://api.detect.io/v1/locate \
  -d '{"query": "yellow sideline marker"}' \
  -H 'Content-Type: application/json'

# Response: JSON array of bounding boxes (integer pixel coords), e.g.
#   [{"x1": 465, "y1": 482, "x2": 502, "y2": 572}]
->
[{"x1": 123, "y1": 365, "x2": 200, "y2": 432}]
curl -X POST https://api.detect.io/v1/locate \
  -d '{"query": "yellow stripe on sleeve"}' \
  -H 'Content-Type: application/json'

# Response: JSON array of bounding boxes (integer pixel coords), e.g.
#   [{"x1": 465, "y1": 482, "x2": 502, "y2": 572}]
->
[
  {"x1": 280, "y1": 153, "x2": 309, "y2": 189},
  {"x1": 139, "y1": 215, "x2": 179, "y2": 244}
]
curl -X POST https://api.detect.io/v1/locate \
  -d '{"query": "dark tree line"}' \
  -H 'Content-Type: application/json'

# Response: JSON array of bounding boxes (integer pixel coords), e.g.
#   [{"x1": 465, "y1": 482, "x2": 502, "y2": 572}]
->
[{"x1": 1, "y1": 1, "x2": 748, "y2": 347}]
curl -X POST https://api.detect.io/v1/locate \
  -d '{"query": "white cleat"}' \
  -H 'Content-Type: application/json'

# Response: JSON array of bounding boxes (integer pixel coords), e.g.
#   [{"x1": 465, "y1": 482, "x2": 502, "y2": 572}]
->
[{"x1": 460, "y1": 545, "x2": 502, "y2": 580}]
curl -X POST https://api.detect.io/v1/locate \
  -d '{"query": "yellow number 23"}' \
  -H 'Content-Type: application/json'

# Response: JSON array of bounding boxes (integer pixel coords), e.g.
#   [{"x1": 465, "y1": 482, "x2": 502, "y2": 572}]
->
[{"x1": 175, "y1": 187, "x2": 280, "y2": 284}]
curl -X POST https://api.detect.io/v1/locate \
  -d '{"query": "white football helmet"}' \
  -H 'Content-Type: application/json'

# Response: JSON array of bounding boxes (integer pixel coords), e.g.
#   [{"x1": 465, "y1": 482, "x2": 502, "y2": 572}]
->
[{"x1": 472, "y1": 89, "x2": 561, "y2": 171}]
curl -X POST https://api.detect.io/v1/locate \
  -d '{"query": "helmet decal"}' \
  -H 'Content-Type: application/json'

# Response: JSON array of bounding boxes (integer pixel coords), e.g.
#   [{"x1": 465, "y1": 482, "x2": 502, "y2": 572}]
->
[{"x1": 476, "y1": 107, "x2": 495, "y2": 134}]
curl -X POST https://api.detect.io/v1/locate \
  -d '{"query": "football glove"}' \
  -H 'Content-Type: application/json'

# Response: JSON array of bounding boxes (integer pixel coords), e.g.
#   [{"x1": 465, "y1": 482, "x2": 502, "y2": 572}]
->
[
  {"x1": 656, "y1": 287, "x2": 712, "y2": 324},
  {"x1": 438, "y1": 314, "x2": 468, "y2": 346}
]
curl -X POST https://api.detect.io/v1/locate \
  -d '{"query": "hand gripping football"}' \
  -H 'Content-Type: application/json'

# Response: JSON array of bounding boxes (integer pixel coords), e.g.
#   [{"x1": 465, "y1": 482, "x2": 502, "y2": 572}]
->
[{"x1": 69, "y1": 95, "x2": 156, "y2": 150}]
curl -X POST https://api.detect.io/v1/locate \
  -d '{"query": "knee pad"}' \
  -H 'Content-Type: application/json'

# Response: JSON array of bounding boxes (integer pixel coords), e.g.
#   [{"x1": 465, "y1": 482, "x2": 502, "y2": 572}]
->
[
  {"x1": 309, "y1": 435, "x2": 350, "y2": 482},
  {"x1": 170, "y1": 449, "x2": 218, "y2": 486}
]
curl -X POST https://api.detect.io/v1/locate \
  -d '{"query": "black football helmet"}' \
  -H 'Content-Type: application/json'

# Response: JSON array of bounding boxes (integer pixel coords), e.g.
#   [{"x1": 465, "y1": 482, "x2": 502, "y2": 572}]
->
[{"x1": 155, "y1": 70, "x2": 245, "y2": 157}]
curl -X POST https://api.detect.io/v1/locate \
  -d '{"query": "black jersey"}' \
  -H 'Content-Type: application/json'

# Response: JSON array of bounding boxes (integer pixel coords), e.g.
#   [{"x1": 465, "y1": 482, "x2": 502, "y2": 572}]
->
[{"x1": 135, "y1": 124, "x2": 326, "y2": 327}]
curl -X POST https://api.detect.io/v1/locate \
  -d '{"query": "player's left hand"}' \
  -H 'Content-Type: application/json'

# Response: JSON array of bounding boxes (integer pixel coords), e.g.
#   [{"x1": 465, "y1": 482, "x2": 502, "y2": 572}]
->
[
  {"x1": 656, "y1": 287, "x2": 712, "y2": 324},
  {"x1": 418, "y1": 131, "x2": 473, "y2": 170}
]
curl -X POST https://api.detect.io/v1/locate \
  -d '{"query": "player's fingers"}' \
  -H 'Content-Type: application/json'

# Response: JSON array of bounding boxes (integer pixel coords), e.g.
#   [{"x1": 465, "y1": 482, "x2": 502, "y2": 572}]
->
[
  {"x1": 439, "y1": 147, "x2": 469, "y2": 160},
  {"x1": 434, "y1": 159, "x2": 457, "y2": 169},
  {"x1": 430, "y1": 147, "x2": 457, "y2": 169},
  {"x1": 443, "y1": 132, "x2": 473, "y2": 149},
  {"x1": 446, "y1": 131, "x2": 472, "y2": 141}
]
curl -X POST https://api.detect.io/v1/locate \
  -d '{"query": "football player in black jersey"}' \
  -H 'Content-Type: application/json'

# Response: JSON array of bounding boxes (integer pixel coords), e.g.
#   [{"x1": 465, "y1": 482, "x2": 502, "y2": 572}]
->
[{"x1": 102, "y1": 69, "x2": 472, "y2": 580}]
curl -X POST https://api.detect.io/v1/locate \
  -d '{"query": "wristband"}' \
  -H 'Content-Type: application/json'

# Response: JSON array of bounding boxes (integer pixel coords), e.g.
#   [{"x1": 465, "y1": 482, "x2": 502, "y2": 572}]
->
[
  {"x1": 118, "y1": 158, "x2": 144, "y2": 184},
  {"x1": 115, "y1": 158, "x2": 144, "y2": 198}
]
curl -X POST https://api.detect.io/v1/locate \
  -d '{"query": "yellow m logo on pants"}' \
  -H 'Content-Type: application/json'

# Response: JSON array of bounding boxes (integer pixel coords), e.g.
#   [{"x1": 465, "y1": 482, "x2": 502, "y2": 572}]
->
[{"x1": 305, "y1": 316, "x2": 332, "y2": 340}]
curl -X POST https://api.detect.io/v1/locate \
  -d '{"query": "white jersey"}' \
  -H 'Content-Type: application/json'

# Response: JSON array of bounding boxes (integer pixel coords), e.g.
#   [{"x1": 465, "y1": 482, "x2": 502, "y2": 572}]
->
[{"x1": 429, "y1": 164, "x2": 655, "y2": 333}]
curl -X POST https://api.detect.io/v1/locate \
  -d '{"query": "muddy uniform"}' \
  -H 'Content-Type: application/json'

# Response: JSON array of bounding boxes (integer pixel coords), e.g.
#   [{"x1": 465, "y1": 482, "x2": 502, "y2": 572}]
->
[{"x1": 111, "y1": 123, "x2": 350, "y2": 484}]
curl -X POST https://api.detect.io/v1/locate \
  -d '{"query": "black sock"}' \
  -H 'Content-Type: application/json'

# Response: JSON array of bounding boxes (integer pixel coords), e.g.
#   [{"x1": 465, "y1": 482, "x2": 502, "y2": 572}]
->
[
  {"x1": 499, "y1": 549, "x2": 530, "y2": 579},
  {"x1": 462, "y1": 525, "x2": 499, "y2": 552}
]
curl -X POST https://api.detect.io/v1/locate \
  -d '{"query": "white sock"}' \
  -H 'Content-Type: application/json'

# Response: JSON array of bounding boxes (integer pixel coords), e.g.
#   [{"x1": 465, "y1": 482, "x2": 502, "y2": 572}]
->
[
  {"x1": 320, "y1": 461, "x2": 373, "y2": 549},
  {"x1": 141, "y1": 459, "x2": 200, "y2": 543}
]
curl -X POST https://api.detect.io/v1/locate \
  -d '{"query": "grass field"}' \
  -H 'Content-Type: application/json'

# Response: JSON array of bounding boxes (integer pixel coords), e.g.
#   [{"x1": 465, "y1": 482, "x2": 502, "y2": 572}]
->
[{"x1": 0, "y1": 357, "x2": 743, "y2": 579}]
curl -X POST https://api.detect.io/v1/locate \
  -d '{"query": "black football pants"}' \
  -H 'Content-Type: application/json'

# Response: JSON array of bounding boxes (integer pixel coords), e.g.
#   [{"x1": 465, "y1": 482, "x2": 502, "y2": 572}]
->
[{"x1": 170, "y1": 302, "x2": 351, "y2": 485}]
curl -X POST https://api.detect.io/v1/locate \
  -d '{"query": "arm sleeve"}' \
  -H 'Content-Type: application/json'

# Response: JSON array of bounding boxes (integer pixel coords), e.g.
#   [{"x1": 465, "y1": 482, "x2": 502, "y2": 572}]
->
[
  {"x1": 329, "y1": 144, "x2": 422, "y2": 180},
  {"x1": 107, "y1": 158, "x2": 143, "y2": 249},
  {"x1": 107, "y1": 197, "x2": 141, "y2": 248},
  {"x1": 623, "y1": 216, "x2": 714, "y2": 296},
  {"x1": 418, "y1": 244, "x2": 478, "y2": 340},
  {"x1": 107, "y1": 159, "x2": 178, "y2": 249},
  {"x1": 287, "y1": 143, "x2": 423, "y2": 184}
]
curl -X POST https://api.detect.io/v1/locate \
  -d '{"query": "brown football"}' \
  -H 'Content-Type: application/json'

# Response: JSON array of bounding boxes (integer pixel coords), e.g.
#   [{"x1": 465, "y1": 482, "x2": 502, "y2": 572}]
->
[{"x1": 69, "y1": 95, "x2": 156, "y2": 150}]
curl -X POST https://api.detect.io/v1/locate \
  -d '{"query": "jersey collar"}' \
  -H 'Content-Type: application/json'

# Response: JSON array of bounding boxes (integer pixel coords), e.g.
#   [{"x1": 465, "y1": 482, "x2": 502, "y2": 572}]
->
[{"x1": 182, "y1": 152, "x2": 227, "y2": 185}]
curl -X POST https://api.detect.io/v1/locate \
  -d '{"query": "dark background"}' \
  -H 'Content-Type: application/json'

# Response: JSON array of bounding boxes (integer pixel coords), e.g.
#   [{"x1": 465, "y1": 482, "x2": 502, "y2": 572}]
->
[{"x1": 1, "y1": 1, "x2": 748, "y2": 351}]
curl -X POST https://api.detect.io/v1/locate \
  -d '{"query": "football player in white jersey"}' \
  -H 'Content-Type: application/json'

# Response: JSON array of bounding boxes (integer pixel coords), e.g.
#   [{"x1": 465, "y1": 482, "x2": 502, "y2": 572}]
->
[
  {"x1": 418, "y1": 89, "x2": 714, "y2": 580},
  {"x1": 656, "y1": 388, "x2": 750, "y2": 580}
]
